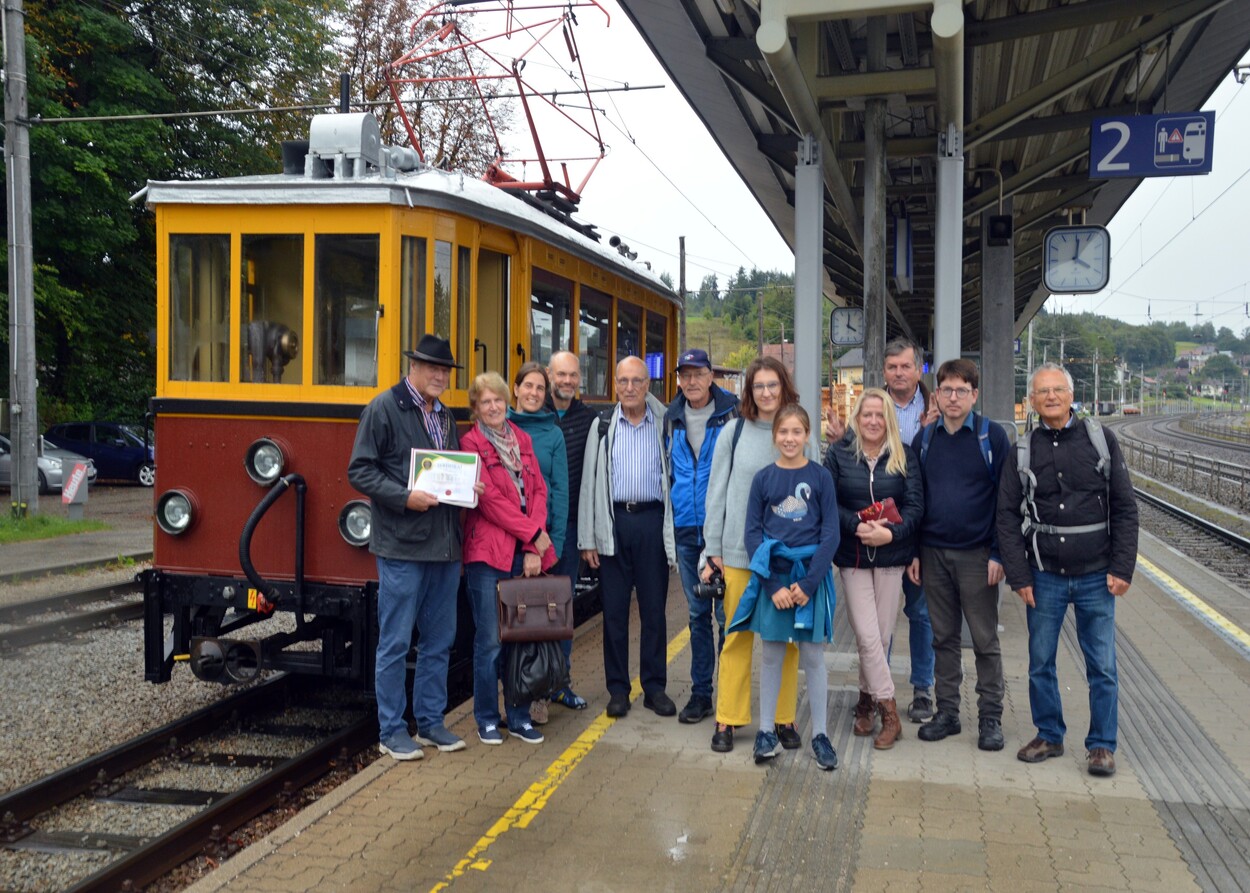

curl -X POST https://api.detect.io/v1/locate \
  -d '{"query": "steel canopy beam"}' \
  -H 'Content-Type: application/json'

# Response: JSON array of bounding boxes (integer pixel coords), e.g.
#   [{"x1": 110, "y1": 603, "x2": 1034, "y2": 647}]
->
[
  {"x1": 964, "y1": 0, "x2": 1236, "y2": 149},
  {"x1": 813, "y1": 67, "x2": 936, "y2": 103},
  {"x1": 966, "y1": 0, "x2": 1190, "y2": 47}
]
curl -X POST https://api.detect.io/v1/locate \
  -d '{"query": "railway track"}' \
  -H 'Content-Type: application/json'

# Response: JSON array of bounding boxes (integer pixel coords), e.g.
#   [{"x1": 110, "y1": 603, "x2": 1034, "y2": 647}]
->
[
  {"x1": 0, "y1": 581, "x2": 144, "y2": 651},
  {"x1": 1134, "y1": 488, "x2": 1250, "y2": 587},
  {"x1": 0, "y1": 674, "x2": 375, "y2": 893}
]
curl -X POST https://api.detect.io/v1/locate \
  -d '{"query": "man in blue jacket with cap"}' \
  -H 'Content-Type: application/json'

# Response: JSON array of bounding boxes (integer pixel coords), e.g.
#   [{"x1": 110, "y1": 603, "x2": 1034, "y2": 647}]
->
[{"x1": 664, "y1": 348, "x2": 739, "y2": 723}]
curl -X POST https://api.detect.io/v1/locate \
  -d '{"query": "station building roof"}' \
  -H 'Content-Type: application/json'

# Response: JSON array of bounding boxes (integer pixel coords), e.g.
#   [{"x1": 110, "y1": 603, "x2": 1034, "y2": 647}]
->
[{"x1": 616, "y1": 0, "x2": 1250, "y2": 349}]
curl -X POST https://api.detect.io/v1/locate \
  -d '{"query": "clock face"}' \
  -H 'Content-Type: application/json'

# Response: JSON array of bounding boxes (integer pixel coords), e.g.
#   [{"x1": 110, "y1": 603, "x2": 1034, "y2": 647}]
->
[
  {"x1": 1043, "y1": 225, "x2": 1110, "y2": 294},
  {"x1": 830, "y1": 307, "x2": 864, "y2": 345}
]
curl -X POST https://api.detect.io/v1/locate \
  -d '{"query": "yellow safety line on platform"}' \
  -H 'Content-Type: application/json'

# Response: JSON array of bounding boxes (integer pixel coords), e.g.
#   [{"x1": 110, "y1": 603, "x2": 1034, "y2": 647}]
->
[
  {"x1": 1137, "y1": 555, "x2": 1250, "y2": 651},
  {"x1": 429, "y1": 627, "x2": 692, "y2": 892}
]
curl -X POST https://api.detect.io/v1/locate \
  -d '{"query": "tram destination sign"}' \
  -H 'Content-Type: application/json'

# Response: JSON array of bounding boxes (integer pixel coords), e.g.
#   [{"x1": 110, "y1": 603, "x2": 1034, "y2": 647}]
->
[{"x1": 1090, "y1": 111, "x2": 1215, "y2": 179}]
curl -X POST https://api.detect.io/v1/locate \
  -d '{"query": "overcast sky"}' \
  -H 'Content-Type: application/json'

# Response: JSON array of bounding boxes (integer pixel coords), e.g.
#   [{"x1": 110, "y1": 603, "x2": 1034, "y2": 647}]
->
[{"x1": 503, "y1": 5, "x2": 1250, "y2": 329}]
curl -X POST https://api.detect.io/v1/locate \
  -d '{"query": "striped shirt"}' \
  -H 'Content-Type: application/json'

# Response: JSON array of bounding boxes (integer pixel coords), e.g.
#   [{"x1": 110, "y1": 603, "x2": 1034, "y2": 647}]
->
[
  {"x1": 893, "y1": 385, "x2": 927, "y2": 444},
  {"x1": 404, "y1": 377, "x2": 450, "y2": 450},
  {"x1": 610, "y1": 404, "x2": 664, "y2": 502}
]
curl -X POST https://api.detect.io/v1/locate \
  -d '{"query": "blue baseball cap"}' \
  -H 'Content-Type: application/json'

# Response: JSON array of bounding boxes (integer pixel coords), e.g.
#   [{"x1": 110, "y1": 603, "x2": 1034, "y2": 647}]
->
[{"x1": 677, "y1": 348, "x2": 712, "y2": 371}]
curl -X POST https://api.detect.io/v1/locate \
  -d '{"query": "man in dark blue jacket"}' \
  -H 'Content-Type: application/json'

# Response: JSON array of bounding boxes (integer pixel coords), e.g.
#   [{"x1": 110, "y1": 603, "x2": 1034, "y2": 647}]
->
[
  {"x1": 664, "y1": 348, "x2": 739, "y2": 723},
  {"x1": 909, "y1": 357, "x2": 1012, "y2": 753}
]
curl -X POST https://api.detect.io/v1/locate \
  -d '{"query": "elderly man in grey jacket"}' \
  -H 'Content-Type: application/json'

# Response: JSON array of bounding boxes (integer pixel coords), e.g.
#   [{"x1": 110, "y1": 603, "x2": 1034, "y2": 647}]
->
[{"x1": 579, "y1": 356, "x2": 677, "y2": 719}]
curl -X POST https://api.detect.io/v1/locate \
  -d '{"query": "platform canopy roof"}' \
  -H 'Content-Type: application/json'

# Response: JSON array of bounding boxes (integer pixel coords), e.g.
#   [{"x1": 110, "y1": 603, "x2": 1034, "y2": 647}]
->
[{"x1": 616, "y1": 0, "x2": 1250, "y2": 349}]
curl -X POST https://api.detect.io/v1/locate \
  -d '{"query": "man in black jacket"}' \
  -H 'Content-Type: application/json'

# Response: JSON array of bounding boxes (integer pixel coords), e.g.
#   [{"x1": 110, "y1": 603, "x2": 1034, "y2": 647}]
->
[
  {"x1": 997, "y1": 362, "x2": 1138, "y2": 778},
  {"x1": 543, "y1": 350, "x2": 598, "y2": 709},
  {"x1": 348, "y1": 334, "x2": 473, "y2": 761}
]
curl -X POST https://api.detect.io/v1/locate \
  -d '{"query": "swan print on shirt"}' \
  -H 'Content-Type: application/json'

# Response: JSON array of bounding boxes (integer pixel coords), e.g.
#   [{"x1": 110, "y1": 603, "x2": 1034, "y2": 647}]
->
[{"x1": 771, "y1": 482, "x2": 812, "y2": 521}]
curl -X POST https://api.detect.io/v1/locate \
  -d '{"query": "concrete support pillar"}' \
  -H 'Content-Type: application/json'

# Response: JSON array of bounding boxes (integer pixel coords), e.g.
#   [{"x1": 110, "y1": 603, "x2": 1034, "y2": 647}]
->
[
  {"x1": 934, "y1": 123, "x2": 964, "y2": 366},
  {"x1": 794, "y1": 134, "x2": 823, "y2": 429},
  {"x1": 862, "y1": 16, "x2": 887, "y2": 390},
  {"x1": 980, "y1": 196, "x2": 1015, "y2": 428}
]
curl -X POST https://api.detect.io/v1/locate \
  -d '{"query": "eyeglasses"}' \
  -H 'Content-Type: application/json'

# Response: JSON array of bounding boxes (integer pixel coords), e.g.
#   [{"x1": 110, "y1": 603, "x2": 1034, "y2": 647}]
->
[
  {"x1": 752, "y1": 381, "x2": 782, "y2": 393},
  {"x1": 937, "y1": 386, "x2": 973, "y2": 399},
  {"x1": 1031, "y1": 386, "x2": 1072, "y2": 397},
  {"x1": 615, "y1": 377, "x2": 647, "y2": 390}
]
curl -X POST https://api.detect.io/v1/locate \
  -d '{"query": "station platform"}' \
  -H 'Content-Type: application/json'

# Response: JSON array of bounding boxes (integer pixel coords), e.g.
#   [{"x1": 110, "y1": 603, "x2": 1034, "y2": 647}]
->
[{"x1": 171, "y1": 528, "x2": 1250, "y2": 892}]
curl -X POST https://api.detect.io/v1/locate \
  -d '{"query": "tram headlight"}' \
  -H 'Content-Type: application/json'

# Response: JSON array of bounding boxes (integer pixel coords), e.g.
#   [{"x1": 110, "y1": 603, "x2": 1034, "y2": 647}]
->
[
  {"x1": 338, "y1": 500, "x2": 372, "y2": 547},
  {"x1": 245, "y1": 437, "x2": 286, "y2": 485},
  {"x1": 156, "y1": 489, "x2": 197, "y2": 535}
]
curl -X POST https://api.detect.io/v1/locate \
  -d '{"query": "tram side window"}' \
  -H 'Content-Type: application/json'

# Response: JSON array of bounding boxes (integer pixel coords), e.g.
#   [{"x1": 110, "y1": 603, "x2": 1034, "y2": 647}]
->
[
  {"x1": 169, "y1": 235, "x2": 229, "y2": 382},
  {"x1": 433, "y1": 240, "x2": 452, "y2": 344},
  {"x1": 241, "y1": 235, "x2": 304, "y2": 384},
  {"x1": 456, "y1": 247, "x2": 472, "y2": 389},
  {"x1": 646, "y1": 311, "x2": 668, "y2": 399},
  {"x1": 530, "y1": 268, "x2": 572, "y2": 366},
  {"x1": 617, "y1": 300, "x2": 642, "y2": 362},
  {"x1": 314, "y1": 235, "x2": 380, "y2": 387},
  {"x1": 579, "y1": 287, "x2": 612, "y2": 399},
  {"x1": 401, "y1": 236, "x2": 428, "y2": 376}
]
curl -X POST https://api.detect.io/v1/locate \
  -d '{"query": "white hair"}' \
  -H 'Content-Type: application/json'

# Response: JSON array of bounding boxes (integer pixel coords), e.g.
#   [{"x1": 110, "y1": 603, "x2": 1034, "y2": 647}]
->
[{"x1": 1027, "y1": 362, "x2": 1074, "y2": 394}]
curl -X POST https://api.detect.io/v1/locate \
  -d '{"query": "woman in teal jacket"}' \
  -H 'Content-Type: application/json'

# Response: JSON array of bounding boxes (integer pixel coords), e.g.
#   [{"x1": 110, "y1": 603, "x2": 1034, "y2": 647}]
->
[{"x1": 508, "y1": 361, "x2": 576, "y2": 719}]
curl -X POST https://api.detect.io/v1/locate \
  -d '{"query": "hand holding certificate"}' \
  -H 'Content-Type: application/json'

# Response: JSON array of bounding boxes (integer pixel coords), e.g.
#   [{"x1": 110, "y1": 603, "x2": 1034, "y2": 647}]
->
[{"x1": 409, "y1": 449, "x2": 481, "y2": 508}]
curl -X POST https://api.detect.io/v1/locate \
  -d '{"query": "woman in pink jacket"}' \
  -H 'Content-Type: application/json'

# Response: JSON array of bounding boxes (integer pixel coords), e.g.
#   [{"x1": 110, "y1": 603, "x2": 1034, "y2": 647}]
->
[{"x1": 462, "y1": 371, "x2": 558, "y2": 746}]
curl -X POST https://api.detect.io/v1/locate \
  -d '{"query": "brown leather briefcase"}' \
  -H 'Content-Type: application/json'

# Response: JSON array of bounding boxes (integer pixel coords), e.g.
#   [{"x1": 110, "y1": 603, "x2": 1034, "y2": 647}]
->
[{"x1": 496, "y1": 575, "x2": 574, "y2": 643}]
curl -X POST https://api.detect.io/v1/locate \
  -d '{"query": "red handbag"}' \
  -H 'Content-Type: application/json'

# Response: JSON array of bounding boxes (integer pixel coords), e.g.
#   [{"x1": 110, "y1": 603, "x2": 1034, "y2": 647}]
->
[{"x1": 858, "y1": 497, "x2": 903, "y2": 525}]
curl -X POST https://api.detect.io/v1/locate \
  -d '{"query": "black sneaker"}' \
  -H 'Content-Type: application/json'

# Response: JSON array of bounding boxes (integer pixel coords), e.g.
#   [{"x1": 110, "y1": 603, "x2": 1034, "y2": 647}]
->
[
  {"x1": 711, "y1": 723, "x2": 734, "y2": 753},
  {"x1": 678, "y1": 694, "x2": 714, "y2": 724},
  {"x1": 917, "y1": 711, "x2": 961, "y2": 742},
  {"x1": 643, "y1": 690, "x2": 677, "y2": 717},
  {"x1": 978, "y1": 717, "x2": 1004, "y2": 751},
  {"x1": 907, "y1": 691, "x2": 935, "y2": 723},
  {"x1": 776, "y1": 722, "x2": 802, "y2": 750}
]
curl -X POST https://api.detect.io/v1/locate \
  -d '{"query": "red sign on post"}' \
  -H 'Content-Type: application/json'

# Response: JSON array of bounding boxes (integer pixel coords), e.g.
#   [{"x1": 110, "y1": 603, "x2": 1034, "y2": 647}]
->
[{"x1": 62, "y1": 463, "x2": 89, "y2": 505}]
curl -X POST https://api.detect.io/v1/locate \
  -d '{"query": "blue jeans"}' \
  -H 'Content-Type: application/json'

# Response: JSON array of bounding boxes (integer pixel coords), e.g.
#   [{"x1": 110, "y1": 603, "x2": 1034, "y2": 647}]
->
[
  {"x1": 551, "y1": 521, "x2": 581, "y2": 674},
  {"x1": 465, "y1": 556, "x2": 534, "y2": 730},
  {"x1": 375, "y1": 557, "x2": 460, "y2": 741},
  {"x1": 902, "y1": 577, "x2": 935, "y2": 691},
  {"x1": 675, "y1": 526, "x2": 725, "y2": 698},
  {"x1": 1027, "y1": 569, "x2": 1118, "y2": 752},
  {"x1": 887, "y1": 577, "x2": 935, "y2": 692}
]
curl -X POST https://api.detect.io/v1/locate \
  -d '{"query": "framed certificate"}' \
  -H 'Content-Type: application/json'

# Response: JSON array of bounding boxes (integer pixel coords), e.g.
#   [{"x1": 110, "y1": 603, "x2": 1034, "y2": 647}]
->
[{"x1": 409, "y1": 449, "x2": 481, "y2": 508}]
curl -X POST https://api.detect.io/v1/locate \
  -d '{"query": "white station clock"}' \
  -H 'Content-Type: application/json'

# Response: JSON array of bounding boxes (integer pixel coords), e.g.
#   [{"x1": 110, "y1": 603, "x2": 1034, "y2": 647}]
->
[
  {"x1": 1043, "y1": 225, "x2": 1111, "y2": 294},
  {"x1": 830, "y1": 306, "x2": 864, "y2": 345}
]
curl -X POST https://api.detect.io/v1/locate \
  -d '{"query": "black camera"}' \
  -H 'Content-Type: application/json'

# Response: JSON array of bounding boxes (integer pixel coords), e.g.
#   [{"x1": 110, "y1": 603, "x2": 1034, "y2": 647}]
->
[{"x1": 693, "y1": 568, "x2": 725, "y2": 600}]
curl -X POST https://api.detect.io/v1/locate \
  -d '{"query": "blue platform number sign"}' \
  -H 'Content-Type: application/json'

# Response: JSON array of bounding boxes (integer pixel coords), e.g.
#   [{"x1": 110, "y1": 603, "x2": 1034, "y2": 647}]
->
[
  {"x1": 645, "y1": 352, "x2": 664, "y2": 380},
  {"x1": 1091, "y1": 111, "x2": 1215, "y2": 178}
]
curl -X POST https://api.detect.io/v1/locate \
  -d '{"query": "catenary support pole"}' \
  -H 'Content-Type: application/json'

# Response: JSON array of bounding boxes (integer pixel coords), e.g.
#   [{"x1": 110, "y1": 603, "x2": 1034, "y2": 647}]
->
[
  {"x1": 5, "y1": 0, "x2": 40, "y2": 514},
  {"x1": 794, "y1": 133, "x2": 823, "y2": 430}
]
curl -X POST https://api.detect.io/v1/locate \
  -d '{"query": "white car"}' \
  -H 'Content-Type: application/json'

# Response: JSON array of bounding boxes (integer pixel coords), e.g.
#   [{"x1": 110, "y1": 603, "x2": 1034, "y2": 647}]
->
[{"x1": 0, "y1": 434, "x2": 98, "y2": 494}]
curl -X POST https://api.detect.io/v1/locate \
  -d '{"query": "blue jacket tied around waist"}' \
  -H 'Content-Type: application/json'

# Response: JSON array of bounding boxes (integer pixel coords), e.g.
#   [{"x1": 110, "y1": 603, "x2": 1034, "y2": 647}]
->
[{"x1": 728, "y1": 539, "x2": 836, "y2": 643}]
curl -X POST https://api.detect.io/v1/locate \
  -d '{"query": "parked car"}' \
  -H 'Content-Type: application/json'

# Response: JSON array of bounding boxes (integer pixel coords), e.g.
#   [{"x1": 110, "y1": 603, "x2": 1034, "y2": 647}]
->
[
  {"x1": 0, "y1": 434, "x2": 97, "y2": 494},
  {"x1": 44, "y1": 422, "x2": 155, "y2": 486}
]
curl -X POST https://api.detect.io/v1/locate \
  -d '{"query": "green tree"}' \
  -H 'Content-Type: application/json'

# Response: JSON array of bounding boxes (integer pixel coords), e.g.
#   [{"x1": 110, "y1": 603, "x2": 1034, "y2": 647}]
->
[{"x1": 2, "y1": 1, "x2": 343, "y2": 424}]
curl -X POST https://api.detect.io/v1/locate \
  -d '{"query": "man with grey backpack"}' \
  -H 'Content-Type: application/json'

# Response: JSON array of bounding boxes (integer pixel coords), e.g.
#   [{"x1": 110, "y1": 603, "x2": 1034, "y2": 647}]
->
[{"x1": 996, "y1": 362, "x2": 1138, "y2": 778}]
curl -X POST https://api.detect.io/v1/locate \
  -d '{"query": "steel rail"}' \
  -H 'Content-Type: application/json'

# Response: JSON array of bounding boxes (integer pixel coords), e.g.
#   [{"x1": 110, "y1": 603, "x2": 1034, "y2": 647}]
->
[
  {"x1": 65, "y1": 714, "x2": 376, "y2": 893},
  {"x1": 1134, "y1": 487, "x2": 1250, "y2": 553},
  {"x1": 0, "y1": 601, "x2": 145, "y2": 650},
  {"x1": 0, "y1": 579, "x2": 142, "y2": 626},
  {"x1": 0, "y1": 675, "x2": 294, "y2": 827}
]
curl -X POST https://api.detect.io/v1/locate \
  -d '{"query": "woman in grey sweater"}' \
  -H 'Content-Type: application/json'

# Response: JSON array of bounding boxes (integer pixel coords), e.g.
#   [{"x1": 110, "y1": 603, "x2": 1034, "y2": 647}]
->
[{"x1": 702, "y1": 356, "x2": 818, "y2": 754}]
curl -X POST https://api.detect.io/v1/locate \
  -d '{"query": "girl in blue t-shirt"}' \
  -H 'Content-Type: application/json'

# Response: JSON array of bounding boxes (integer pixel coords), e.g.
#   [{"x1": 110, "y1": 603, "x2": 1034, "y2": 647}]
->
[{"x1": 731, "y1": 404, "x2": 840, "y2": 770}]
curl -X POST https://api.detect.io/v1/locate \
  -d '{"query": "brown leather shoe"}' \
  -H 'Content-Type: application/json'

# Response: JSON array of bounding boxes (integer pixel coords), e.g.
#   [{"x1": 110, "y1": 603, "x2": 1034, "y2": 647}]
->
[
  {"x1": 1088, "y1": 747, "x2": 1116, "y2": 777},
  {"x1": 853, "y1": 691, "x2": 876, "y2": 737},
  {"x1": 1016, "y1": 736, "x2": 1064, "y2": 763},
  {"x1": 874, "y1": 698, "x2": 902, "y2": 750}
]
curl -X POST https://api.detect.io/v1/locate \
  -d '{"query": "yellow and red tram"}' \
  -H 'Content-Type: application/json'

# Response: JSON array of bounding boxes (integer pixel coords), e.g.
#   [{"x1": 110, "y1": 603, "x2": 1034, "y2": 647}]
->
[{"x1": 142, "y1": 113, "x2": 679, "y2": 687}]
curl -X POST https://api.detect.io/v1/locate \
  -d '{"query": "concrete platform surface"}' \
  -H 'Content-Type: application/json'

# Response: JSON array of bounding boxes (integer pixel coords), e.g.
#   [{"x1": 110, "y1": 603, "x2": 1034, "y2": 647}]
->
[{"x1": 179, "y1": 528, "x2": 1250, "y2": 892}]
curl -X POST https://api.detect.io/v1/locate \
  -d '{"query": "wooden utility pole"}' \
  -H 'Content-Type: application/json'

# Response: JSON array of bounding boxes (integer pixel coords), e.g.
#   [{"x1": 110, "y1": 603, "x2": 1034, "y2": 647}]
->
[
  {"x1": 678, "y1": 236, "x2": 687, "y2": 352},
  {"x1": 757, "y1": 290, "x2": 764, "y2": 356}
]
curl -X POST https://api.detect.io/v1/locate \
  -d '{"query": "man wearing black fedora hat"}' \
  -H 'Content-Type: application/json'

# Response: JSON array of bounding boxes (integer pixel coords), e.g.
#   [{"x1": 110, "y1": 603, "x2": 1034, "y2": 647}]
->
[{"x1": 349, "y1": 333, "x2": 475, "y2": 761}]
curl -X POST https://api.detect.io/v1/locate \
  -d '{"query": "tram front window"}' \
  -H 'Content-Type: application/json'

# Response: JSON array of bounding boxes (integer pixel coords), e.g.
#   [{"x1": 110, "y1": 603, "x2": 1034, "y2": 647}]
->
[
  {"x1": 646, "y1": 311, "x2": 668, "y2": 399},
  {"x1": 314, "y1": 235, "x2": 380, "y2": 387},
  {"x1": 241, "y1": 234, "x2": 303, "y2": 384},
  {"x1": 530, "y1": 268, "x2": 572, "y2": 366},
  {"x1": 169, "y1": 234, "x2": 229, "y2": 382}
]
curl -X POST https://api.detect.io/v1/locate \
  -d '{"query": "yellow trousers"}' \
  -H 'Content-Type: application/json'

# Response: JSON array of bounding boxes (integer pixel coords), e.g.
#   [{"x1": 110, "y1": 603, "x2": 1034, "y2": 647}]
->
[{"x1": 714, "y1": 565, "x2": 800, "y2": 726}]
